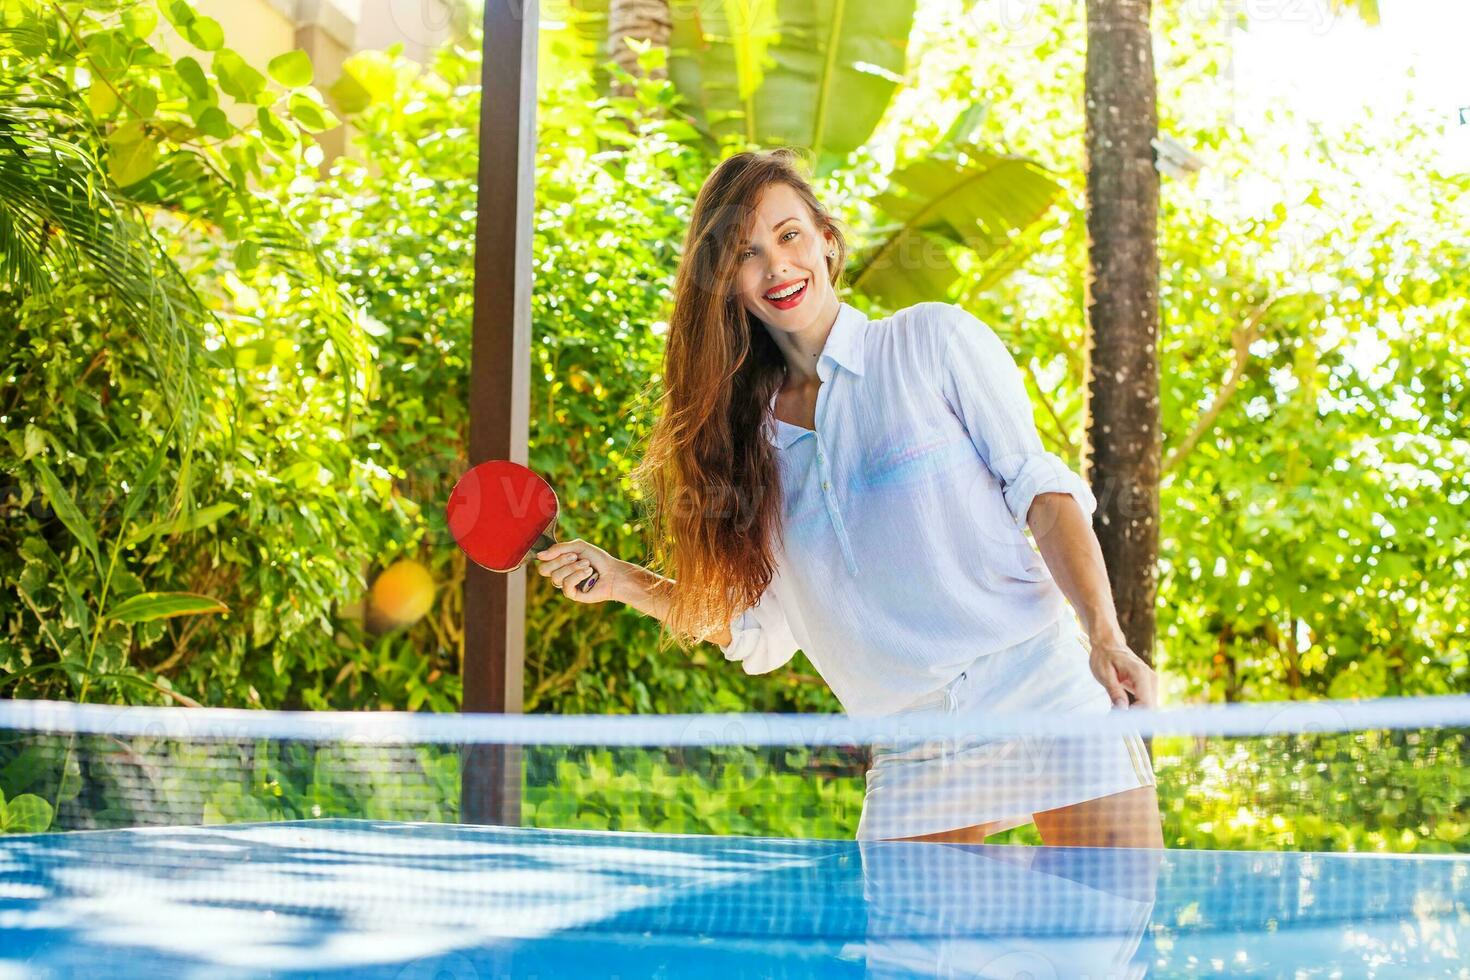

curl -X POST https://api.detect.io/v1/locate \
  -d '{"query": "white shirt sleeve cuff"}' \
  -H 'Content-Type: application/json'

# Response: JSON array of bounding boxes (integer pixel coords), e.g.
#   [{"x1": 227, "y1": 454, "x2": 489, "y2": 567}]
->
[
  {"x1": 717, "y1": 597, "x2": 799, "y2": 675},
  {"x1": 1000, "y1": 453, "x2": 1098, "y2": 529}
]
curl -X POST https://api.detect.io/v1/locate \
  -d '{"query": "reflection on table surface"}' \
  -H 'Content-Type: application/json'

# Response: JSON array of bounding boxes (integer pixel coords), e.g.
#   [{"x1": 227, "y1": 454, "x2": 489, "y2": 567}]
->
[{"x1": 0, "y1": 819, "x2": 1464, "y2": 977}]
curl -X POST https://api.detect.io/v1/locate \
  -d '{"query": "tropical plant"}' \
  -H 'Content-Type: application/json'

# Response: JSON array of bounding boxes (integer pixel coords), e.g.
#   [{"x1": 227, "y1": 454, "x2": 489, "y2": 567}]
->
[
  {"x1": 1, "y1": 0, "x2": 382, "y2": 707},
  {"x1": 546, "y1": 0, "x2": 922, "y2": 175}
]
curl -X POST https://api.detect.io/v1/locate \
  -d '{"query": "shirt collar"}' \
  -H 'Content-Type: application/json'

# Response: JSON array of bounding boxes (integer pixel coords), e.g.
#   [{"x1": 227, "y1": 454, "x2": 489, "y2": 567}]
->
[
  {"x1": 816, "y1": 300, "x2": 868, "y2": 379},
  {"x1": 764, "y1": 301, "x2": 867, "y2": 448}
]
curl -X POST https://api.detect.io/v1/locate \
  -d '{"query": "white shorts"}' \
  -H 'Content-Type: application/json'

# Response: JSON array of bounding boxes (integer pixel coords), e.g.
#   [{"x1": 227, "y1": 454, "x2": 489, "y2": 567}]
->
[{"x1": 856, "y1": 614, "x2": 1156, "y2": 841}]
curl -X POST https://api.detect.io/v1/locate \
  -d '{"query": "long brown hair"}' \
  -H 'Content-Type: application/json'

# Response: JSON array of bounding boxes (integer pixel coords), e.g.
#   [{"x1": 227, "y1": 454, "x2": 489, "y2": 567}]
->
[{"x1": 631, "y1": 148, "x2": 849, "y2": 651}]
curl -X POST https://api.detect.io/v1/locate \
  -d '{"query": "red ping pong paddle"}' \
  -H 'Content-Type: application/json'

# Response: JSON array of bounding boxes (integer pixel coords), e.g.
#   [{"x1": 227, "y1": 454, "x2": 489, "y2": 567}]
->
[{"x1": 446, "y1": 460, "x2": 598, "y2": 594}]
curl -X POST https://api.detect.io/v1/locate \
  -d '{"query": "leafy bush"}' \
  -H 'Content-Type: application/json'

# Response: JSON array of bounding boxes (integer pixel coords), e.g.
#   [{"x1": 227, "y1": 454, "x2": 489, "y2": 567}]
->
[{"x1": 1, "y1": 0, "x2": 396, "y2": 709}]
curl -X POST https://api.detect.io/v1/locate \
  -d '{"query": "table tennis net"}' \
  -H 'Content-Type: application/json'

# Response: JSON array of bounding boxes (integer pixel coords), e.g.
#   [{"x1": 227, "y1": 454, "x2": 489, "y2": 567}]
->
[{"x1": 0, "y1": 697, "x2": 1464, "y2": 853}]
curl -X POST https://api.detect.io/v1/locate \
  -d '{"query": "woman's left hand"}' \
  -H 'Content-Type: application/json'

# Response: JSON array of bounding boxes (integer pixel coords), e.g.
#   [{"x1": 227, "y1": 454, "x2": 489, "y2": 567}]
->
[{"x1": 1088, "y1": 637, "x2": 1158, "y2": 709}]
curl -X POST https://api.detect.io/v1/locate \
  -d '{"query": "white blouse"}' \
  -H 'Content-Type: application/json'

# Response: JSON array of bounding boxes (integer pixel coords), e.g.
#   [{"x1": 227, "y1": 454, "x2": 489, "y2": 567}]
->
[{"x1": 716, "y1": 300, "x2": 1098, "y2": 718}]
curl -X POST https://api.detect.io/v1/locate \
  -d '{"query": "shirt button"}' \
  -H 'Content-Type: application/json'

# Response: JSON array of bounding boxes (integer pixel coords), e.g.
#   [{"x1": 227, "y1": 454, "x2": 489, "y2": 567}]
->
[{"x1": 822, "y1": 481, "x2": 831, "y2": 491}]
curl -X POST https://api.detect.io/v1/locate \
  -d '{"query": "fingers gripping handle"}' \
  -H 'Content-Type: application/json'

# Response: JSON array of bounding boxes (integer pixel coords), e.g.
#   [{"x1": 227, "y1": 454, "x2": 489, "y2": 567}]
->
[{"x1": 530, "y1": 531, "x2": 599, "y2": 594}]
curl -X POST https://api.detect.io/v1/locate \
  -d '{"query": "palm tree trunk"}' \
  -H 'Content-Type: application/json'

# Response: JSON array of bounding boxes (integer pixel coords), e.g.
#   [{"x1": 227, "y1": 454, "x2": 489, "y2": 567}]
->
[
  {"x1": 1083, "y1": 0, "x2": 1161, "y2": 669},
  {"x1": 607, "y1": 0, "x2": 673, "y2": 96}
]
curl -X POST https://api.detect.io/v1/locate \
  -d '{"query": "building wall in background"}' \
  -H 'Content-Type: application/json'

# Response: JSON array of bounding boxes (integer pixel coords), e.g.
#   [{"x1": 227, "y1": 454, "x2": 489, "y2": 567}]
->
[
  {"x1": 353, "y1": 0, "x2": 463, "y2": 66},
  {"x1": 194, "y1": 0, "x2": 298, "y2": 69},
  {"x1": 162, "y1": 0, "x2": 460, "y2": 164}
]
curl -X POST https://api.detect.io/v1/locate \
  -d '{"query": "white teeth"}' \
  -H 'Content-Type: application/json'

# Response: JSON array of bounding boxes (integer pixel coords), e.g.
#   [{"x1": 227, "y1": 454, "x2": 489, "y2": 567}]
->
[{"x1": 766, "y1": 280, "x2": 806, "y2": 301}]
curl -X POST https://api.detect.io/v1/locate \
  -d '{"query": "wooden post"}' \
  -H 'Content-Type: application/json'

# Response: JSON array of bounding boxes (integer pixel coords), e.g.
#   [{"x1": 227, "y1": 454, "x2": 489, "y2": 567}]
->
[
  {"x1": 1083, "y1": 0, "x2": 1162, "y2": 672},
  {"x1": 462, "y1": 0, "x2": 538, "y2": 826}
]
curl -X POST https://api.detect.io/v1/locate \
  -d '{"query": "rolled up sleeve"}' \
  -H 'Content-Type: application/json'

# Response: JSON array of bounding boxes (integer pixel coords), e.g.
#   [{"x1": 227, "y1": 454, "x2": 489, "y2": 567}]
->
[
  {"x1": 716, "y1": 586, "x2": 800, "y2": 675},
  {"x1": 936, "y1": 303, "x2": 1098, "y2": 528}
]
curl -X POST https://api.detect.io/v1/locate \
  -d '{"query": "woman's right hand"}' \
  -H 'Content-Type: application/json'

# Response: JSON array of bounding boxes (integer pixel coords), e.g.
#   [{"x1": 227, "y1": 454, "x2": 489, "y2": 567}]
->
[{"x1": 534, "y1": 539, "x2": 620, "y2": 604}]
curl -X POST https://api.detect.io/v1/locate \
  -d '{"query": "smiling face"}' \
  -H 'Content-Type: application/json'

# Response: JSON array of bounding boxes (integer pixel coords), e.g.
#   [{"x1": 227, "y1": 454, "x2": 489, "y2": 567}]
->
[{"x1": 731, "y1": 182, "x2": 838, "y2": 335}]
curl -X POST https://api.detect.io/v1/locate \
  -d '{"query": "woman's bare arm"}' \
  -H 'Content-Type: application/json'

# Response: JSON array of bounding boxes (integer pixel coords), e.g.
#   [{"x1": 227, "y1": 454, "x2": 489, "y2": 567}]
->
[
  {"x1": 1027, "y1": 492, "x2": 1158, "y2": 707},
  {"x1": 535, "y1": 540, "x2": 734, "y2": 647},
  {"x1": 611, "y1": 562, "x2": 733, "y2": 647}
]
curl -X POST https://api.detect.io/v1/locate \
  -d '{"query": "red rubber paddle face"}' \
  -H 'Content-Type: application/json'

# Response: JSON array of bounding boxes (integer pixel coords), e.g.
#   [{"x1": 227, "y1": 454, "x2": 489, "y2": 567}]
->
[{"x1": 446, "y1": 460, "x2": 559, "y2": 572}]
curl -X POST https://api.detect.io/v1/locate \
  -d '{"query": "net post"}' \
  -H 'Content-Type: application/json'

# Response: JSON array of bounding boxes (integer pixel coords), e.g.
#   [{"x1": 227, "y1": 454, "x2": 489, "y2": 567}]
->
[
  {"x1": 462, "y1": 743, "x2": 523, "y2": 827},
  {"x1": 461, "y1": 0, "x2": 539, "y2": 829}
]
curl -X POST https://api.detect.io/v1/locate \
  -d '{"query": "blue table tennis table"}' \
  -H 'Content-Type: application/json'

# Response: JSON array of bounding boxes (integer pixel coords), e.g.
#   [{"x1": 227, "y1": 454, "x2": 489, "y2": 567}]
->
[{"x1": 1, "y1": 818, "x2": 1465, "y2": 977}]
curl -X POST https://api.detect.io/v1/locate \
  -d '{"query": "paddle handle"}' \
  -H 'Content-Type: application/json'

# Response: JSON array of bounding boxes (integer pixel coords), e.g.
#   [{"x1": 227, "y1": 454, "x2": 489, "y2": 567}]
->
[{"x1": 531, "y1": 531, "x2": 598, "y2": 594}]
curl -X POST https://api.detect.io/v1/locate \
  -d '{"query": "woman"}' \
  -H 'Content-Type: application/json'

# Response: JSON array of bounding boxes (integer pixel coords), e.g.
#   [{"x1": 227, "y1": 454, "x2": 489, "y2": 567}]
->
[{"x1": 533, "y1": 148, "x2": 1164, "y2": 848}]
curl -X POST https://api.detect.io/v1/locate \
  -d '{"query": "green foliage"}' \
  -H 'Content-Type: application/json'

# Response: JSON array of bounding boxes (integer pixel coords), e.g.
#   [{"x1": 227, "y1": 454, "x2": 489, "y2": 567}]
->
[
  {"x1": 542, "y1": 0, "x2": 921, "y2": 175},
  {"x1": 0, "y1": 95, "x2": 204, "y2": 437},
  {"x1": 1328, "y1": 0, "x2": 1380, "y2": 25},
  {"x1": 374, "y1": 731, "x2": 1470, "y2": 854},
  {"x1": 325, "y1": 49, "x2": 398, "y2": 114},
  {"x1": 666, "y1": 0, "x2": 919, "y2": 175},
  {"x1": 850, "y1": 146, "x2": 1063, "y2": 309},
  {"x1": 1145, "y1": 2, "x2": 1470, "y2": 703},
  {"x1": 266, "y1": 50, "x2": 312, "y2": 89},
  {"x1": 70, "y1": 738, "x2": 458, "y2": 827},
  {"x1": 0, "y1": 787, "x2": 53, "y2": 833},
  {"x1": 1154, "y1": 731, "x2": 1469, "y2": 854},
  {"x1": 524, "y1": 747, "x2": 864, "y2": 839},
  {"x1": 10, "y1": 729, "x2": 1459, "y2": 855},
  {"x1": 1, "y1": 0, "x2": 388, "y2": 709}
]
